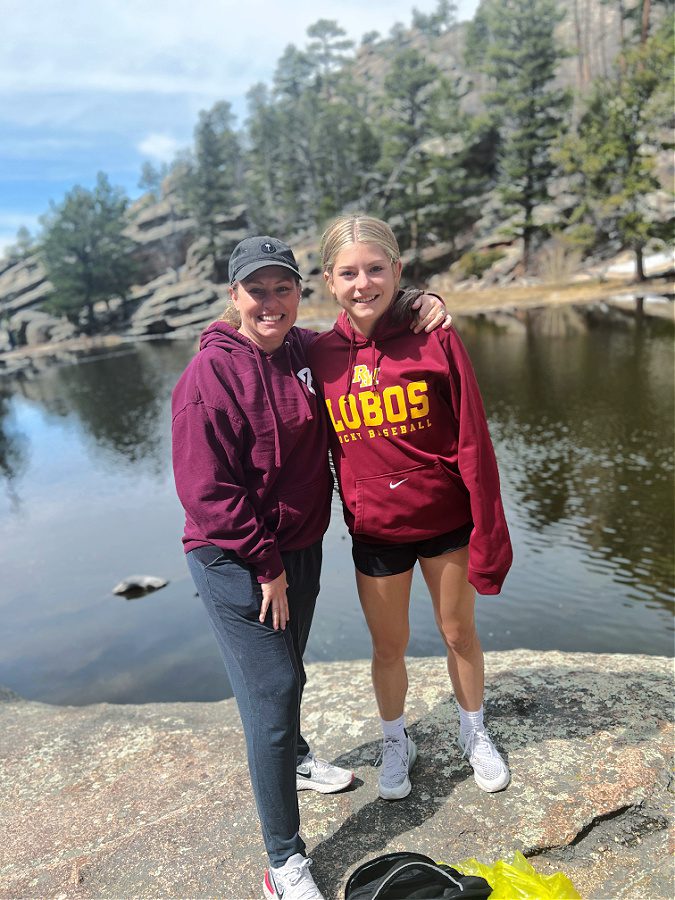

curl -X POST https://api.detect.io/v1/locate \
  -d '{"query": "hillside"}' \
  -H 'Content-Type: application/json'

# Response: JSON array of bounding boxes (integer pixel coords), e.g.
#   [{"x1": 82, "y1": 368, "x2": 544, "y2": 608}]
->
[{"x1": 0, "y1": 0, "x2": 672, "y2": 363}]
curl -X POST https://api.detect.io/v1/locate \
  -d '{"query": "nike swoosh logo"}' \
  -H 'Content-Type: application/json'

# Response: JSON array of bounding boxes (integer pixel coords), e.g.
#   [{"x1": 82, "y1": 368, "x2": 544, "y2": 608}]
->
[{"x1": 389, "y1": 478, "x2": 408, "y2": 489}]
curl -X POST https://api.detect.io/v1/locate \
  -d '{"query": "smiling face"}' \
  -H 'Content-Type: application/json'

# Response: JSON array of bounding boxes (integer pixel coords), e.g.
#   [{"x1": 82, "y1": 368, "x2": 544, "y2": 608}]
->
[
  {"x1": 230, "y1": 265, "x2": 301, "y2": 352},
  {"x1": 325, "y1": 242, "x2": 402, "y2": 338}
]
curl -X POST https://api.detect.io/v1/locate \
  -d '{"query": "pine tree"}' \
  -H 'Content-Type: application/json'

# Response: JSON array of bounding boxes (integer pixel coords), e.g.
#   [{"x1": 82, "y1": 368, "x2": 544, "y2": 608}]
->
[
  {"x1": 249, "y1": 28, "x2": 381, "y2": 232},
  {"x1": 479, "y1": 0, "x2": 570, "y2": 270},
  {"x1": 621, "y1": 0, "x2": 674, "y2": 44},
  {"x1": 306, "y1": 19, "x2": 354, "y2": 97},
  {"x1": 138, "y1": 161, "x2": 169, "y2": 200},
  {"x1": 304, "y1": 22, "x2": 378, "y2": 219},
  {"x1": 4, "y1": 226, "x2": 35, "y2": 265},
  {"x1": 556, "y1": 19, "x2": 673, "y2": 279},
  {"x1": 424, "y1": 109, "x2": 499, "y2": 253},
  {"x1": 39, "y1": 173, "x2": 136, "y2": 330},
  {"x1": 361, "y1": 31, "x2": 381, "y2": 46},
  {"x1": 412, "y1": 0, "x2": 457, "y2": 36},
  {"x1": 264, "y1": 44, "x2": 325, "y2": 231},
  {"x1": 178, "y1": 101, "x2": 241, "y2": 280},
  {"x1": 464, "y1": 0, "x2": 496, "y2": 67},
  {"x1": 243, "y1": 83, "x2": 288, "y2": 234},
  {"x1": 377, "y1": 48, "x2": 444, "y2": 257}
]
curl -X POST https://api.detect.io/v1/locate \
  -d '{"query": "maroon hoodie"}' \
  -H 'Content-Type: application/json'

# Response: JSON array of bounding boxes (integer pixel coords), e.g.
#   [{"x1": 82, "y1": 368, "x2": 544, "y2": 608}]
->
[
  {"x1": 307, "y1": 307, "x2": 512, "y2": 595},
  {"x1": 171, "y1": 321, "x2": 332, "y2": 583}
]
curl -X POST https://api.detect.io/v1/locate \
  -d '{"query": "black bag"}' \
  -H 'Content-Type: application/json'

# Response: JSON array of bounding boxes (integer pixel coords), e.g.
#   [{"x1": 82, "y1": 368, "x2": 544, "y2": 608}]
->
[{"x1": 344, "y1": 851, "x2": 492, "y2": 899}]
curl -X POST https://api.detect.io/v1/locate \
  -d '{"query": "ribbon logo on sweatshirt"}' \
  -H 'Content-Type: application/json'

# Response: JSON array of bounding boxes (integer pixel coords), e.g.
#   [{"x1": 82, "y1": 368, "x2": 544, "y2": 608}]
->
[{"x1": 296, "y1": 367, "x2": 316, "y2": 395}]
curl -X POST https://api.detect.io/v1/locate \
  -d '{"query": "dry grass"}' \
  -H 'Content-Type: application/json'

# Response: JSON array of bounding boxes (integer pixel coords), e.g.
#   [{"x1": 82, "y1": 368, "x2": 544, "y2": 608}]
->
[{"x1": 297, "y1": 276, "x2": 674, "y2": 324}]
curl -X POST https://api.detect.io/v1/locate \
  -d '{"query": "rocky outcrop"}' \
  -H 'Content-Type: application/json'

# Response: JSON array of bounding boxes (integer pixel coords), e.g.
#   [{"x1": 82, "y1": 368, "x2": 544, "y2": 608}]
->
[
  {"x1": 0, "y1": 335, "x2": 139, "y2": 379},
  {"x1": 0, "y1": 239, "x2": 671, "y2": 374},
  {"x1": 0, "y1": 255, "x2": 51, "y2": 316},
  {"x1": 0, "y1": 199, "x2": 249, "y2": 354},
  {"x1": 123, "y1": 195, "x2": 196, "y2": 285},
  {"x1": 126, "y1": 274, "x2": 229, "y2": 339},
  {"x1": 1, "y1": 651, "x2": 672, "y2": 899}
]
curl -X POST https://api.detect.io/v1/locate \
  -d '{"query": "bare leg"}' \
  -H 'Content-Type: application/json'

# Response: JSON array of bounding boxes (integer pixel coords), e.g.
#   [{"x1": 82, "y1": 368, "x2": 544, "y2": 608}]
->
[
  {"x1": 418, "y1": 547, "x2": 484, "y2": 711},
  {"x1": 356, "y1": 566, "x2": 418, "y2": 800},
  {"x1": 420, "y1": 547, "x2": 509, "y2": 792},
  {"x1": 355, "y1": 567, "x2": 414, "y2": 720}
]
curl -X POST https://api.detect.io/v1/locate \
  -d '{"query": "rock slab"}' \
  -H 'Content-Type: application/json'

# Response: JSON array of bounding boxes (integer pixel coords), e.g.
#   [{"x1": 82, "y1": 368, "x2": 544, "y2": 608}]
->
[{"x1": 0, "y1": 651, "x2": 672, "y2": 899}]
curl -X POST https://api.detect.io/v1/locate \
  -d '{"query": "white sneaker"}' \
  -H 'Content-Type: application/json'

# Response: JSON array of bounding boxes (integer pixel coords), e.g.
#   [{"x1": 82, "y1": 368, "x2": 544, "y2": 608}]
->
[
  {"x1": 377, "y1": 731, "x2": 418, "y2": 800},
  {"x1": 263, "y1": 853, "x2": 325, "y2": 900},
  {"x1": 458, "y1": 728, "x2": 510, "y2": 792},
  {"x1": 296, "y1": 752, "x2": 354, "y2": 793}
]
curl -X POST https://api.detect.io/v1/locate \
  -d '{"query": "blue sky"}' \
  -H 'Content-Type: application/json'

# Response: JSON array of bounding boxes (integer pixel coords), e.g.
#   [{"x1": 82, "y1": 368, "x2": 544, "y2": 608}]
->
[{"x1": 0, "y1": 0, "x2": 479, "y2": 254}]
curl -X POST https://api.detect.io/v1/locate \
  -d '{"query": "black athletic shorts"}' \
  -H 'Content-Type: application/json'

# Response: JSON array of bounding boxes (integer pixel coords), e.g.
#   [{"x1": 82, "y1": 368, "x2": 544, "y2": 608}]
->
[{"x1": 351, "y1": 521, "x2": 473, "y2": 577}]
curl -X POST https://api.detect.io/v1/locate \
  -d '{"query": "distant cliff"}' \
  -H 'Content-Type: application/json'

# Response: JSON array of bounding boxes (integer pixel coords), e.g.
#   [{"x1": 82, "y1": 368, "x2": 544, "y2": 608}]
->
[{"x1": 0, "y1": 0, "x2": 672, "y2": 362}]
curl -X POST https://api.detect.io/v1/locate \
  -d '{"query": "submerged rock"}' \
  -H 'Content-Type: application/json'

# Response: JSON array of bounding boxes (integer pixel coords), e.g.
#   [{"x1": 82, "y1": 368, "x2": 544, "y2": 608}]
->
[{"x1": 112, "y1": 574, "x2": 168, "y2": 598}]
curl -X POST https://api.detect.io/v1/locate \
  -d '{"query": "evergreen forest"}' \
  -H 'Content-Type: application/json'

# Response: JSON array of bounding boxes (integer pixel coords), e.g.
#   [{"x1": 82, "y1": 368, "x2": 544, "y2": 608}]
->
[{"x1": 3, "y1": 0, "x2": 674, "y2": 330}]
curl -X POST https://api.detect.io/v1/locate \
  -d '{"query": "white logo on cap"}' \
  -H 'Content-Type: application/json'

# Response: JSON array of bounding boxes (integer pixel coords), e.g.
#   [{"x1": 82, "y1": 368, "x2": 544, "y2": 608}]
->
[{"x1": 261, "y1": 242, "x2": 276, "y2": 253}]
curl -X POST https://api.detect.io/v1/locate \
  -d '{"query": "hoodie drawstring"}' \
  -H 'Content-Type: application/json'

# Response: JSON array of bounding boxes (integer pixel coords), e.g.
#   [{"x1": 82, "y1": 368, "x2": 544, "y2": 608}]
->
[
  {"x1": 345, "y1": 330, "x2": 357, "y2": 397},
  {"x1": 344, "y1": 327, "x2": 382, "y2": 396},
  {"x1": 371, "y1": 343, "x2": 383, "y2": 394},
  {"x1": 253, "y1": 345, "x2": 282, "y2": 468}
]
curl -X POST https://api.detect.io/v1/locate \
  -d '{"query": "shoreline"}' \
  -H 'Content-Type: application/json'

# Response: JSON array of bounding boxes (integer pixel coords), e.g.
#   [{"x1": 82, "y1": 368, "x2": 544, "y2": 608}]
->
[{"x1": 1, "y1": 275, "x2": 673, "y2": 381}]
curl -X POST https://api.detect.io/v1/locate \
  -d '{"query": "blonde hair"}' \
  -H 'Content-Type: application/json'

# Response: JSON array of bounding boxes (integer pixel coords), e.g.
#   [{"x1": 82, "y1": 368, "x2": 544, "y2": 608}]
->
[
  {"x1": 219, "y1": 303, "x2": 241, "y2": 327},
  {"x1": 320, "y1": 214, "x2": 401, "y2": 273},
  {"x1": 320, "y1": 214, "x2": 422, "y2": 324}
]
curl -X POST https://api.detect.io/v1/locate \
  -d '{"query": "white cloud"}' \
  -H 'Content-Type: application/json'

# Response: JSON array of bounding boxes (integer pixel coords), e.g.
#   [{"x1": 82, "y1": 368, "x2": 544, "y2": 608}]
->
[
  {"x1": 0, "y1": 0, "x2": 479, "y2": 222},
  {"x1": 1, "y1": 1, "x2": 479, "y2": 100},
  {"x1": 137, "y1": 133, "x2": 184, "y2": 163}
]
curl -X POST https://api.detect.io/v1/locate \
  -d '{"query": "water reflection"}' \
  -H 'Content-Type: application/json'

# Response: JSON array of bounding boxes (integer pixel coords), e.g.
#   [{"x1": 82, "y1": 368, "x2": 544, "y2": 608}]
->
[
  {"x1": 0, "y1": 321, "x2": 672, "y2": 705},
  {"x1": 461, "y1": 322, "x2": 675, "y2": 614},
  {"x1": 0, "y1": 386, "x2": 28, "y2": 507},
  {"x1": 11, "y1": 341, "x2": 196, "y2": 476}
]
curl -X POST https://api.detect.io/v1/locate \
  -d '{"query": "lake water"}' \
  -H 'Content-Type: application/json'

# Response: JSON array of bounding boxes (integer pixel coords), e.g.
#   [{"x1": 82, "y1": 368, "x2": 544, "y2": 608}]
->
[{"x1": 1, "y1": 317, "x2": 673, "y2": 705}]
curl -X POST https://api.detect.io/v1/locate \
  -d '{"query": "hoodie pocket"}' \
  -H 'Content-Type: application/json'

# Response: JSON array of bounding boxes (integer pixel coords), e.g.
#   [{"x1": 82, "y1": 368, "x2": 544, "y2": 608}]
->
[
  {"x1": 354, "y1": 462, "x2": 469, "y2": 541},
  {"x1": 276, "y1": 474, "x2": 333, "y2": 543}
]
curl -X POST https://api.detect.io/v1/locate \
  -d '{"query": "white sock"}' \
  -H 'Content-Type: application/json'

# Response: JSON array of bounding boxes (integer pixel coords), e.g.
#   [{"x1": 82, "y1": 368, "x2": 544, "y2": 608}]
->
[
  {"x1": 458, "y1": 702, "x2": 484, "y2": 737},
  {"x1": 381, "y1": 713, "x2": 406, "y2": 742}
]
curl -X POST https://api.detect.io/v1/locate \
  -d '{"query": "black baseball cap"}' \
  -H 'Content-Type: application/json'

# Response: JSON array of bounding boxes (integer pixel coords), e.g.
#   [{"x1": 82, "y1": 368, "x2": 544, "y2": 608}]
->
[{"x1": 228, "y1": 236, "x2": 302, "y2": 284}]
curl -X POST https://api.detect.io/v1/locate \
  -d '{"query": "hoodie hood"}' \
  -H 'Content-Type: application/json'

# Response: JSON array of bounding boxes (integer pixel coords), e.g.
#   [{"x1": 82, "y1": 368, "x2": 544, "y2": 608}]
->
[
  {"x1": 200, "y1": 319, "x2": 255, "y2": 353},
  {"x1": 171, "y1": 319, "x2": 331, "y2": 582},
  {"x1": 332, "y1": 293, "x2": 414, "y2": 346},
  {"x1": 197, "y1": 319, "x2": 313, "y2": 468},
  {"x1": 333, "y1": 295, "x2": 413, "y2": 396}
]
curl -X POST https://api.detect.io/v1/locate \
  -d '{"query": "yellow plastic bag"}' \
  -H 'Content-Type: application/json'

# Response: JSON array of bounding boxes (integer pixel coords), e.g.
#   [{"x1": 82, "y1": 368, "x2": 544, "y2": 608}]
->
[{"x1": 451, "y1": 851, "x2": 581, "y2": 899}]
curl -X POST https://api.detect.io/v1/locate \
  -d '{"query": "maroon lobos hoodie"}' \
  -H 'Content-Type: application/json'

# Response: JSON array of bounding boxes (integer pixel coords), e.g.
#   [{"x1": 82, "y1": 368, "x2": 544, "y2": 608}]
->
[
  {"x1": 307, "y1": 307, "x2": 512, "y2": 595},
  {"x1": 171, "y1": 321, "x2": 332, "y2": 583}
]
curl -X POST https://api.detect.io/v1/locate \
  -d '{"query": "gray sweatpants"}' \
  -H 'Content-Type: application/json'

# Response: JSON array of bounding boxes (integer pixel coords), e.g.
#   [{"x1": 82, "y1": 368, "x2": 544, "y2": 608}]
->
[{"x1": 187, "y1": 540, "x2": 321, "y2": 867}]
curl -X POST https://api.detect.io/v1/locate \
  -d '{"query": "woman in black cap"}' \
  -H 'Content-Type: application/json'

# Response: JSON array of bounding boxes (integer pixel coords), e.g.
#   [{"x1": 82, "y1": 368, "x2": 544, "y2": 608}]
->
[{"x1": 172, "y1": 235, "x2": 450, "y2": 900}]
